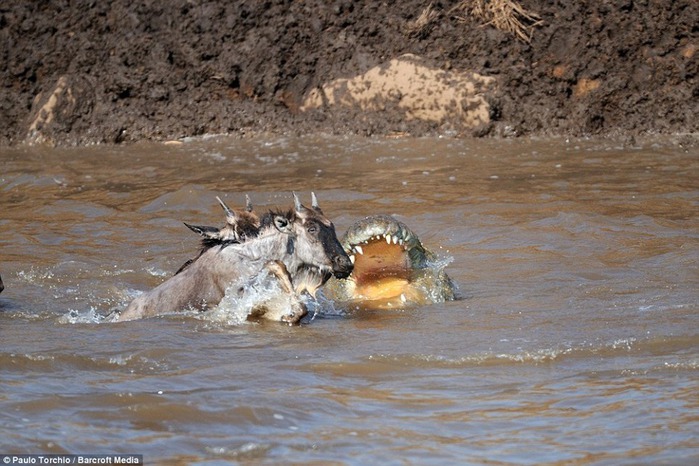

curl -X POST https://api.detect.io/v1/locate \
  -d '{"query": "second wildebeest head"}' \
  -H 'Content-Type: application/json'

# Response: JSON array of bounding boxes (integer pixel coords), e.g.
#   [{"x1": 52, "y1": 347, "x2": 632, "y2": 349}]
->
[
  {"x1": 184, "y1": 194, "x2": 260, "y2": 245},
  {"x1": 176, "y1": 195, "x2": 261, "y2": 275}
]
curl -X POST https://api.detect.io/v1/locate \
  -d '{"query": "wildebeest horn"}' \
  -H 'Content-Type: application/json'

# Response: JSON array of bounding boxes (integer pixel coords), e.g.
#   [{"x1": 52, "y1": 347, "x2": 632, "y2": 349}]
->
[
  {"x1": 293, "y1": 192, "x2": 308, "y2": 214},
  {"x1": 216, "y1": 196, "x2": 237, "y2": 223},
  {"x1": 311, "y1": 192, "x2": 323, "y2": 213}
]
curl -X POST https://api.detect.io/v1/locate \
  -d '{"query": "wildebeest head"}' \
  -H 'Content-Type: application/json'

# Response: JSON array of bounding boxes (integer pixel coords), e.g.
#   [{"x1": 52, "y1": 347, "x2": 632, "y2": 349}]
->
[
  {"x1": 184, "y1": 195, "x2": 260, "y2": 245},
  {"x1": 263, "y1": 193, "x2": 353, "y2": 284}
]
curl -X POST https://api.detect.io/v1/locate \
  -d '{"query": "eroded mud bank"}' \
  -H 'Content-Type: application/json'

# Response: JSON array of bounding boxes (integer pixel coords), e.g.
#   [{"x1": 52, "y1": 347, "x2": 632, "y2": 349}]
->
[{"x1": 1, "y1": 1, "x2": 697, "y2": 145}]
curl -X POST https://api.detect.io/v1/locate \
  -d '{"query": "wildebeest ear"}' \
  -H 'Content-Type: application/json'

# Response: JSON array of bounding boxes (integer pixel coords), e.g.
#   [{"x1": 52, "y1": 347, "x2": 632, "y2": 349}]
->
[
  {"x1": 184, "y1": 222, "x2": 221, "y2": 239},
  {"x1": 273, "y1": 215, "x2": 293, "y2": 234}
]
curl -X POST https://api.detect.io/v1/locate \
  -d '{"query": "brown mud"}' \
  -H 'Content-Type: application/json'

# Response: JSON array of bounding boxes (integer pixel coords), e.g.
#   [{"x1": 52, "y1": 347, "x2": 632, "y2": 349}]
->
[{"x1": 1, "y1": 1, "x2": 697, "y2": 146}]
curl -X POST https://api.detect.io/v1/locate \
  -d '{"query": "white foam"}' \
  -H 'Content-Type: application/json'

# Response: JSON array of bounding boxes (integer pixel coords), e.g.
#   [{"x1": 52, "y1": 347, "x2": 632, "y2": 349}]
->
[
  {"x1": 58, "y1": 307, "x2": 107, "y2": 324},
  {"x1": 201, "y1": 272, "x2": 303, "y2": 326}
]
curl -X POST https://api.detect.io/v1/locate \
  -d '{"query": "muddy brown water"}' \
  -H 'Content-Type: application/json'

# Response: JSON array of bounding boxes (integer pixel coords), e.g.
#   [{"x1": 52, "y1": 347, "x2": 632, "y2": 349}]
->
[{"x1": 1, "y1": 135, "x2": 698, "y2": 464}]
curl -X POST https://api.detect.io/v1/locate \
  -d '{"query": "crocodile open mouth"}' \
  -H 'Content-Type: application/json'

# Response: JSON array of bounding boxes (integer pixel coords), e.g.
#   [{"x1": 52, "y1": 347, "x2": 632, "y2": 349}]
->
[
  {"x1": 339, "y1": 215, "x2": 429, "y2": 303},
  {"x1": 348, "y1": 235, "x2": 411, "y2": 299}
]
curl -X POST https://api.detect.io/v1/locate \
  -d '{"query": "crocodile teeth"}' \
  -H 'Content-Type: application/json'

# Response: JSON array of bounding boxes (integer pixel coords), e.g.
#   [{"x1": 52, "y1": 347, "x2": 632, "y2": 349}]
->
[
  {"x1": 392, "y1": 235, "x2": 399, "y2": 244},
  {"x1": 385, "y1": 234, "x2": 391, "y2": 244},
  {"x1": 355, "y1": 245, "x2": 364, "y2": 255},
  {"x1": 349, "y1": 254, "x2": 356, "y2": 264}
]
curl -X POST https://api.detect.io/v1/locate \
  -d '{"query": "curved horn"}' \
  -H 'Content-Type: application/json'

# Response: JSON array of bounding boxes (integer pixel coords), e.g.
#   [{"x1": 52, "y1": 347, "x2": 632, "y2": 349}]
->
[
  {"x1": 216, "y1": 196, "x2": 237, "y2": 223},
  {"x1": 293, "y1": 192, "x2": 307, "y2": 213},
  {"x1": 311, "y1": 192, "x2": 323, "y2": 213}
]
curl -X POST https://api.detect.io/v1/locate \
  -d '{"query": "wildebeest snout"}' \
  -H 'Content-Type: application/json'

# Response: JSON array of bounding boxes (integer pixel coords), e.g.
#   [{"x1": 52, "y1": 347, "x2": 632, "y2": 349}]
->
[{"x1": 332, "y1": 253, "x2": 353, "y2": 279}]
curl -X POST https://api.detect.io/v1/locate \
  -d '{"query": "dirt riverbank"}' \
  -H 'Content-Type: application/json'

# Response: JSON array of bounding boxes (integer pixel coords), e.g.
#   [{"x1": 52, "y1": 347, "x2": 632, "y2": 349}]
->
[{"x1": 1, "y1": 1, "x2": 697, "y2": 146}]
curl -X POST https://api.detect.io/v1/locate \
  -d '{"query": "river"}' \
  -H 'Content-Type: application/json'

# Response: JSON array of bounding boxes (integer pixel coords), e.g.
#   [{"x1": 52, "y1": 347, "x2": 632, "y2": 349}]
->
[{"x1": 1, "y1": 135, "x2": 698, "y2": 464}]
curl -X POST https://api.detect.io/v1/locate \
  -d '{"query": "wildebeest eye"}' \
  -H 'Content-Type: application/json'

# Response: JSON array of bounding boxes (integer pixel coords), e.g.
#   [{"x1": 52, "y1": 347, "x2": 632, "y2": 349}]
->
[{"x1": 307, "y1": 223, "x2": 318, "y2": 234}]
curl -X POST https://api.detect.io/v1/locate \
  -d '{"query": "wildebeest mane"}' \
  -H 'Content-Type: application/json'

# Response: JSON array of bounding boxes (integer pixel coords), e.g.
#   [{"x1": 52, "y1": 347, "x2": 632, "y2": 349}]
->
[{"x1": 174, "y1": 237, "x2": 243, "y2": 275}]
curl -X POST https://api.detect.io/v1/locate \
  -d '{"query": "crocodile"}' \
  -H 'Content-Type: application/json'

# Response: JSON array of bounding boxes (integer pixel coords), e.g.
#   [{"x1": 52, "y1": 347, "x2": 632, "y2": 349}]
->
[{"x1": 322, "y1": 215, "x2": 455, "y2": 309}]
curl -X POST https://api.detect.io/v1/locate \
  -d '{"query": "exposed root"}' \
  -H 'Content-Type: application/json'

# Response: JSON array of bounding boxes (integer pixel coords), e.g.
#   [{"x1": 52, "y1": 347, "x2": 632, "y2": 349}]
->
[{"x1": 451, "y1": 0, "x2": 542, "y2": 43}]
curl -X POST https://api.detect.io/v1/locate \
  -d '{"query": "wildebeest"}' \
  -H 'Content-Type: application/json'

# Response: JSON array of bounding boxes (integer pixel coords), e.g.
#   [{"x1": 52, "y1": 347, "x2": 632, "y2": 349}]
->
[{"x1": 114, "y1": 193, "x2": 352, "y2": 323}]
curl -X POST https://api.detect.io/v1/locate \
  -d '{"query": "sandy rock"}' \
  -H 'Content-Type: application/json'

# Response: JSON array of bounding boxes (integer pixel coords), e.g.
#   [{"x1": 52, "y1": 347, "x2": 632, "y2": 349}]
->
[
  {"x1": 301, "y1": 54, "x2": 496, "y2": 131},
  {"x1": 25, "y1": 75, "x2": 94, "y2": 146}
]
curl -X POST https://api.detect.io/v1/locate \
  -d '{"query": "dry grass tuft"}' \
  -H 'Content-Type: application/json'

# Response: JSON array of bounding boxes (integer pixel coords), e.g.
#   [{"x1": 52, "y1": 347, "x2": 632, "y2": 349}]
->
[
  {"x1": 451, "y1": 0, "x2": 542, "y2": 43},
  {"x1": 407, "y1": 2, "x2": 440, "y2": 38}
]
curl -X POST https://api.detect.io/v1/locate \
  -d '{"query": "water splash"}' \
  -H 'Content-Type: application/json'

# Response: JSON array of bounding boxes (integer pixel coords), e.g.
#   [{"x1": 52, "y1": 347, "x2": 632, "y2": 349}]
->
[
  {"x1": 201, "y1": 271, "x2": 304, "y2": 326},
  {"x1": 309, "y1": 291, "x2": 349, "y2": 318},
  {"x1": 58, "y1": 307, "x2": 108, "y2": 324},
  {"x1": 17, "y1": 267, "x2": 55, "y2": 283}
]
